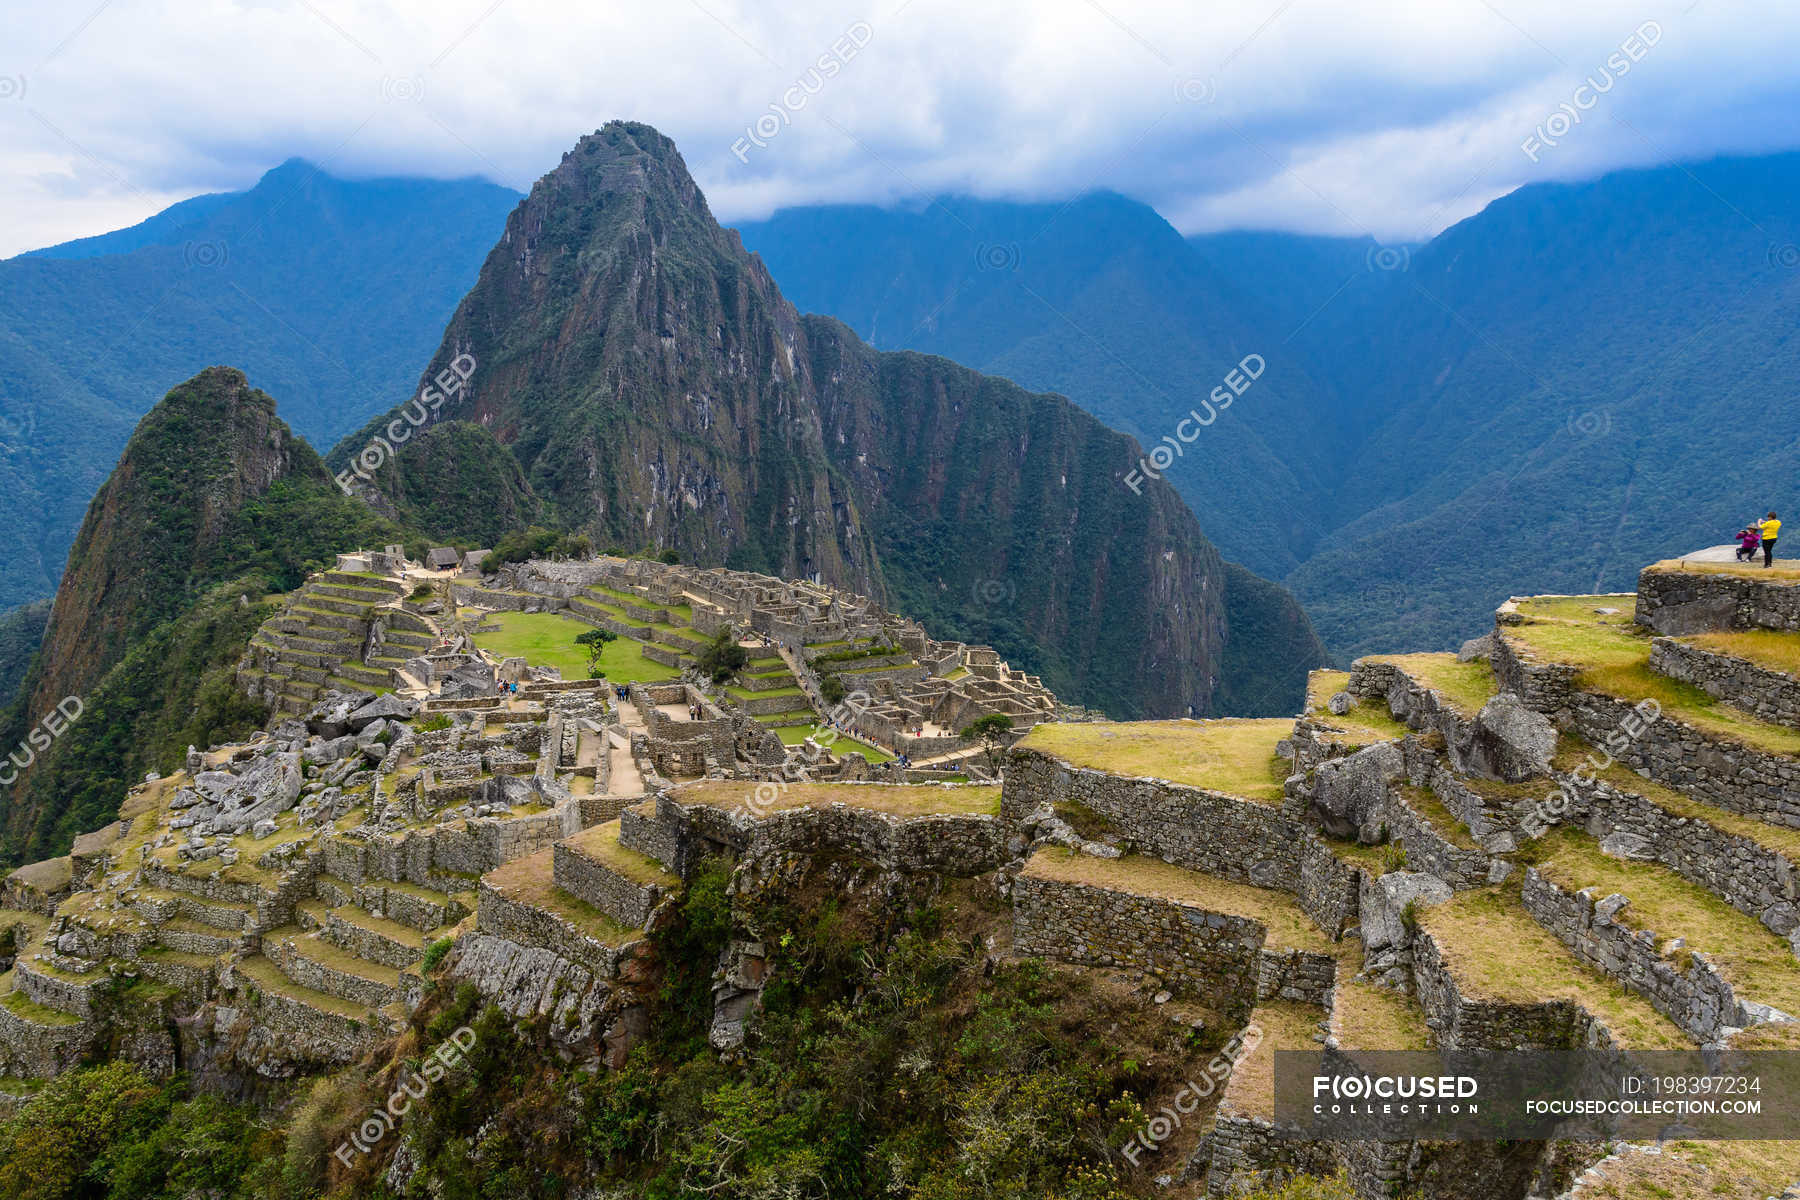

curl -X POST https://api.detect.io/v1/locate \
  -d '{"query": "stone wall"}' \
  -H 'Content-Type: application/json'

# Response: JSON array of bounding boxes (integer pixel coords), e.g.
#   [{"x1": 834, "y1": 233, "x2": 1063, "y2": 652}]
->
[
  {"x1": 1561, "y1": 771, "x2": 1800, "y2": 939},
  {"x1": 1565, "y1": 690, "x2": 1800, "y2": 828},
  {"x1": 0, "y1": 1004, "x2": 93, "y2": 1077},
  {"x1": 1520, "y1": 868, "x2": 1750, "y2": 1044},
  {"x1": 1010, "y1": 873, "x2": 1266, "y2": 1011},
  {"x1": 1296, "y1": 832, "x2": 1360, "y2": 940},
  {"x1": 1636, "y1": 565, "x2": 1800, "y2": 634},
  {"x1": 661, "y1": 792, "x2": 1010, "y2": 878},
  {"x1": 477, "y1": 881, "x2": 636, "y2": 980},
  {"x1": 1649, "y1": 638, "x2": 1800, "y2": 729},
  {"x1": 1005, "y1": 752, "x2": 1303, "y2": 890},
  {"x1": 553, "y1": 843, "x2": 665, "y2": 929},
  {"x1": 1203, "y1": 1116, "x2": 1340, "y2": 1197},
  {"x1": 1384, "y1": 789, "x2": 1500, "y2": 890},
  {"x1": 1410, "y1": 927, "x2": 1613, "y2": 1052}
]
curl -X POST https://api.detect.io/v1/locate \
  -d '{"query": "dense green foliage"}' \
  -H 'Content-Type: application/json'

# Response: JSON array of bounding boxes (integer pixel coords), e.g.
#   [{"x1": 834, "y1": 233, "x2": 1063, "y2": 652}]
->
[
  {"x1": 695, "y1": 627, "x2": 748, "y2": 683},
  {"x1": 0, "y1": 859, "x2": 1361, "y2": 1199},
  {"x1": 0, "y1": 1063, "x2": 275, "y2": 1200},
  {"x1": 485, "y1": 526, "x2": 594, "y2": 570},
  {"x1": 0, "y1": 600, "x2": 50, "y2": 708},
  {"x1": 1, "y1": 577, "x2": 271, "y2": 860},
  {"x1": 0, "y1": 163, "x2": 517, "y2": 613}
]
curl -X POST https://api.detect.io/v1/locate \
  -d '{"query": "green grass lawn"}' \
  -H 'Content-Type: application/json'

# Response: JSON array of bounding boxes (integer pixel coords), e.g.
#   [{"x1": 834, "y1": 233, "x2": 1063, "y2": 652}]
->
[
  {"x1": 768, "y1": 723, "x2": 895, "y2": 764},
  {"x1": 1018, "y1": 718, "x2": 1292, "y2": 802},
  {"x1": 472, "y1": 612, "x2": 680, "y2": 684}
]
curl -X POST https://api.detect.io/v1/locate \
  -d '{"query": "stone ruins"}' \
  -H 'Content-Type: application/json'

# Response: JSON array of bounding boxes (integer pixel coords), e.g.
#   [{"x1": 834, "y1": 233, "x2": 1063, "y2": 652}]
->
[{"x1": 7, "y1": 550, "x2": 1800, "y2": 1197}]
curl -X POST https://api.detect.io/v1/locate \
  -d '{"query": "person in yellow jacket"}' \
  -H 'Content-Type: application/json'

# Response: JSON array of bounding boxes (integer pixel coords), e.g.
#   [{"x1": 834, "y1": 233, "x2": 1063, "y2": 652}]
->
[{"x1": 1760, "y1": 512, "x2": 1781, "y2": 567}]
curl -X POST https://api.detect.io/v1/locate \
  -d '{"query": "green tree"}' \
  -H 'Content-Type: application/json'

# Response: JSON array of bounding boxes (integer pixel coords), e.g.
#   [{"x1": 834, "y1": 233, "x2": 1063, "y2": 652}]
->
[
  {"x1": 577, "y1": 627, "x2": 616, "y2": 678},
  {"x1": 696, "y1": 627, "x2": 748, "y2": 684},
  {"x1": 960, "y1": 712, "x2": 1014, "y2": 774}
]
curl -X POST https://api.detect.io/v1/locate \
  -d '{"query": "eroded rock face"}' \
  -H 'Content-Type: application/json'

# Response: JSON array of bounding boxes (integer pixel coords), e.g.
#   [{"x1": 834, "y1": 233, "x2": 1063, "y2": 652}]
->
[
  {"x1": 305, "y1": 692, "x2": 376, "y2": 739},
  {"x1": 1361, "y1": 871, "x2": 1453, "y2": 953},
  {"x1": 198, "y1": 751, "x2": 304, "y2": 835},
  {"x1": 1641, "y1": 594, "x2": 1736, "y2": 636},
  {"x1": 1449, "y1": 693, "x2": 1555, "y2": 783},
  {"x1": 349, "y1": 694, "x2": 420, "y2": 730},
  {"x1": 1309, "y1": 741, "x2": 1404, "y2": 841},
  {"x1": 1457, "y1": 634, "x2": 1496, "y2": 663}
]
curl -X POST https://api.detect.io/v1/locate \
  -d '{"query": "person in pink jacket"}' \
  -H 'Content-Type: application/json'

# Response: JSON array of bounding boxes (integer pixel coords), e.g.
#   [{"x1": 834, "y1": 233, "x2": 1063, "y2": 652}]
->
[{"x1": 1738, "y1": 525, "x2": 1763, "y2": 562}]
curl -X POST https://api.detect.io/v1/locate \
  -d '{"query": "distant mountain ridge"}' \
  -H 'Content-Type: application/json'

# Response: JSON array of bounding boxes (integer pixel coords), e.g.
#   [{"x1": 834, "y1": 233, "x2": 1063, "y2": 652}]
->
[
  {"x1": 0, "y1": 160, "x2": 519, "y2": 612},
  {"x1": 736, "y1": 152, "x2": 1800, "y2": 656}
]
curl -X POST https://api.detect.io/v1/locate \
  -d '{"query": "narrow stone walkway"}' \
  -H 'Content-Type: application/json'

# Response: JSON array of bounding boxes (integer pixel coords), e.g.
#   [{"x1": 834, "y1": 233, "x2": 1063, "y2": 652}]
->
[{"x1": 607, "y1": 731, "x2": 644, "y2": 796}]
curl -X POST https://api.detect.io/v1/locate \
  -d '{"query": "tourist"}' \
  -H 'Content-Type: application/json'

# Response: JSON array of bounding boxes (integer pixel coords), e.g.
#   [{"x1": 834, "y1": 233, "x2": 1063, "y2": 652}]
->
[
  {"x1": 1762, "y1": 511, "x2": 1782, "y2": 567},
  {"x1": 1737, "y1": 524, "x2": 1762, "y2": 562}
]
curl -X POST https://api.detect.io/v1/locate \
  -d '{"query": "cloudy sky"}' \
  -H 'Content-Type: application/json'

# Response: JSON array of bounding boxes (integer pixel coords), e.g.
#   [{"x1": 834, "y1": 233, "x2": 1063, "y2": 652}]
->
[{"x1": 2, "y1": 0, "x2": 1795, "y2": 257}]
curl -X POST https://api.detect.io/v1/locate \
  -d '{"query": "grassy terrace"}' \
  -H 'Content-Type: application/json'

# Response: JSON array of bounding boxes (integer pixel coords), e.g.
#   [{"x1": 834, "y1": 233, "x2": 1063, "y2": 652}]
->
[
  {"x1": 672, "y1": 779, "x2": 1002, "y2": 817},
  {"x1": 235, "y1": 954, "x2": 370, "y2": 1020},
  {"x1": 1648, "y1": 558, "x2": 1800, "y2": 581},
  {"x1": 562, "y1": 820, "x2": 678, "y2": 887},
  {"x1": 1360, "y1": 652, "x2": 1496, "y2": 716},
  {"x1": 0, "y1": 973, "x2": 81, "y2": 1026},
  {"x1": 1417, "y1": 887, "x2": 1691, "y2": 1049},
  {"x1": 1683, "y1": 628, "x2": 1800, "y2": 677},
  {"x1": 725, "y1": 683, "x2": 806, "y2": 701},
  {"x1": 1022, "y1": 847, "x2": 1331, "y2": 952},
  {"x1": 1510, "y1": 596, "x2": 1800, "y2": 757},
  {"x1": 1529, "y1": 827, "x2": 1800, "y2": 1018},
  {"x1": 483, "y1": 848, "x2": 640, "y2": 946},
  {"x1": 1329, "y1": 949, "x2": 1433, "y2": 1052},
  {"x1": 1570, "y1": 1139, "x2": 1800, "y2": 1200},
  {"x1": 1553, "y1": 740, "x2": 1800, "y2": 859},
  {"x1": 1017, "y1": 718, "x2": 1292, "y2": 803},
  {"x1": 1220, "y1": 1001, "x2": 1324, "y2": 1119},
  {"x1": 472, "y1": 610, "x2": 679, "y2": 683},
  {"x1": 767, "y1": 724, "x2": 895, "y2": 764},
  {"x1": 1395, "y1": 784, "x2": 1480, "y2": 851}
]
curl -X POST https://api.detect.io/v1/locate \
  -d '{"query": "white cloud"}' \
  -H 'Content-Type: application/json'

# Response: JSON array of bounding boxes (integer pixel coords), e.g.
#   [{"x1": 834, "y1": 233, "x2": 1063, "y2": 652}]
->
[{"x1": 0, "y1": 0, "x2": 1796, "y2": 255}]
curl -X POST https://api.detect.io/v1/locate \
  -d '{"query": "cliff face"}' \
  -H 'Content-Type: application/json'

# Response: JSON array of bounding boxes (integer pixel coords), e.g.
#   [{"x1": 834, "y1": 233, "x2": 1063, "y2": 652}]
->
[
  {"x1": 25, "y1": 367, "x2": 307, "y2": 719},
  {"x1": 1, "y1": 367, "x2": 408, "y2": 861},
  {"x1": 338, "y1": 122, "x2": 1325, "y2": 718},
  {"x1": 336, "y1": 123, "x2": 880, "y2": 592}
]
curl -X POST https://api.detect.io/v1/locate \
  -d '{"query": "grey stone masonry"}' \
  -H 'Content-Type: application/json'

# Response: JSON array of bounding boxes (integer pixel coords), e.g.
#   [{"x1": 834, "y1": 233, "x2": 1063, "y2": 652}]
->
[
  {"x1": 1555, "y1": 769, "x2": 1800, "y2": 938},
  {"x1": 1411, "y1": 927, "x2": 1619, "y2": 1052},
  {"x1": 1010, "y1": 872, "x2": 1267, "y2": 1011},
  {"x1": 1520, "y1": 867, "x2": 1759, "y2": 1044},
  {"x1": 552, "y1": 842, "x2": 665, "y2": 929},
  {"x1": 659, "y1": 791, "x2": 1010, "y2": 879},
  {"x1": 1004, "y1": 751, "x2": 1304, "y2": 890},
  {"x1": 0, "y1": 1002, "x2": 93, "y2": 1077},
  {"x1": 1495, "y1": 627, "x2": 1800, "y2": 829},
  {"x1": 476, "y1": 880, "x2": 636, "y2": 980},
  {"x1": 1296, "y1": 831, "x2": 1361, "y2": 940},
  {"x1": 1636, "y1": 564, "x2": 1800, "y2": 634},
  {"x1": 1650, "y1": 637, "x2": 1800, "y2": 729}
]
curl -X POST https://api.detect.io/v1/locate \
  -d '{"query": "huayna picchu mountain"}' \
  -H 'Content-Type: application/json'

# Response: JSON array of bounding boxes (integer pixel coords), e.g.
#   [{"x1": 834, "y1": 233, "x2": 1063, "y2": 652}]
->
[
  {"x1": 333, "y1": 122, "x2": 1326, "y2": 720},
  {"x1": 0, "y1": 367, "x2": 410, "y2": 864}
]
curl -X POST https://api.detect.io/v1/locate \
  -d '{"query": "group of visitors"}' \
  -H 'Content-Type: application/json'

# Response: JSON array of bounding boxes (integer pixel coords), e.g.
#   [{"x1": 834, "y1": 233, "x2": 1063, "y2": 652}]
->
[
  {"x1": 493, "y1": 680, "x2": 519, "y2": 695},
  {"x1": 687, "y1": 703, "x2": 704, "y2": 721},
  {"x1": 1735, "y1": 512, "x2": 1782, "y2": 567}
]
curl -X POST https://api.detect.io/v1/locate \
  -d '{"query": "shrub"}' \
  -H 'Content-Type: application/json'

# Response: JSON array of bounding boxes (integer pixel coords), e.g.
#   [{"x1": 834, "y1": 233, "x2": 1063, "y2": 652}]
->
[
  {"x1": 818, "y1": 670, "x2": 846, "y2": 706},
  {"x1": 417, "y1": 713, "x2": 452, "y2": 733},
  {"x1": 422, "y1": 936, "x2": 455, "y2": 973}
]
